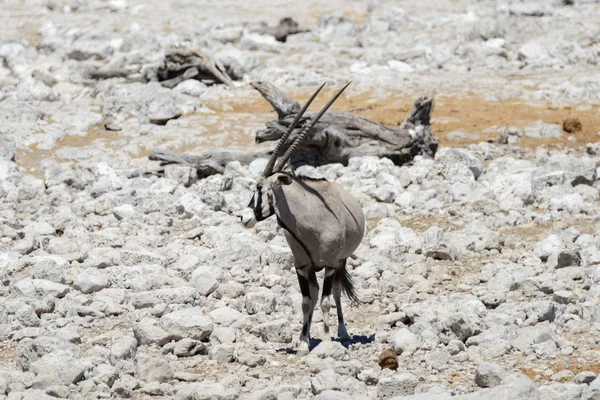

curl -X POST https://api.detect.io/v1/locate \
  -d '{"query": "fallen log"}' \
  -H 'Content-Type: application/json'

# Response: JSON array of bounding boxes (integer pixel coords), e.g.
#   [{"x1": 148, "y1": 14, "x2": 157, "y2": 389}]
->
[
  {"x1": 155, "y1": 49, "x2": 235, "y2": 88},
  {"x1": 149, "y1": 148, "x2": 270, "y2": 179},
  {"x1": 258, "y1": 17, "x2": 307, "y2": 42},
  {"x1": 251, "y1": 82, "x2": 437, "y2": 167},
  {"x1": 149, "y1": 82, "x2": 437, "y2": 177}
]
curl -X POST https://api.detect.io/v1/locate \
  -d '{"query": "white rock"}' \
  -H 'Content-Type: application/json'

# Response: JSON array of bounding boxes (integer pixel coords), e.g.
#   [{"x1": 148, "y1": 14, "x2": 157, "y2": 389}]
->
[
  {"x1": 190, "y1": 274, "x2": 219, "y2": 297},
  {"x1": 110, "y1": 336, "x2": 138, "y2": 363},
  {"x1": 524, "y1": 121, "x2": 562, "y2": 139},
  {"x1": 73, "y1": 268, "x2": 109, "y2": 294},
  {"x1": 133, "y1": 322, "x2": 172, "y2": 346},
  {"x1": 208, "y1": 306, "x2": 244, "y2": 327},
  {"x1": 161, "y1": 308, "x2": 213, "y2": 340},
  {"x1": 392, "y1": 328, "x2": 420, "y2": 356},
  {"x1": 377, "y1": 373, "x2": 418, "y2": 399},
  {"x1": 174, "y1": 80, "x2": 207, "y2": 96},
  {"x1": 310, "y1": 341, "x2": 349, "y2": 361},
  {"x1": 475, "y1": 363, "x2": 507, "y2": 388},
  {"x1": 245, "y1": 290, "x2": 276, "y2": 315},
  {"x1": 31, "y1": 350, "x2": 89, "y2": 388}
]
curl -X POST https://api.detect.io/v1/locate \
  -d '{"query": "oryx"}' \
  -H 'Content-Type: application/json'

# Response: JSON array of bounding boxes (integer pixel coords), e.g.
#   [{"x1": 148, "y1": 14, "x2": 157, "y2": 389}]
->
[{"x1": 242, "y1": 82, "x2": 365, "y2": 352}]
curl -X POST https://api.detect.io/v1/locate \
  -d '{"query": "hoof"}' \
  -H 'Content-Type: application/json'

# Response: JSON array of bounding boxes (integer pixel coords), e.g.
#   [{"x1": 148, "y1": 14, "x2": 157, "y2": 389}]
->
[
  {"x1": 295, "y1": 341, "x2": 310, "y2": 355},
  {"x1": 338, "y1": 327, "x2": 350, "y2": 341}
]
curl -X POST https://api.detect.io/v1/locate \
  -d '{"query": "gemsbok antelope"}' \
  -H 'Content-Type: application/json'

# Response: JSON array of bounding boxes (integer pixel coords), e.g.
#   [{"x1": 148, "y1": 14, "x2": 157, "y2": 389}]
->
[{"x1": 242, "y1": 82, "x2": 365, "y2": 353}]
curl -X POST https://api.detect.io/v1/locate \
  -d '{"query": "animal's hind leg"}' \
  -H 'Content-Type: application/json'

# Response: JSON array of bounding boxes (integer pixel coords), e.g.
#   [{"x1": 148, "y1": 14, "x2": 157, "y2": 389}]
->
[
  {"x1": 333, "y1": 260, "x2": 350, "y2": 340},
  {"x1": 321, "y1": 268, "x2": 336, "y2": 341},
  {"x1": 296, "y1": 267, "x2": 319, "y2": 353}
]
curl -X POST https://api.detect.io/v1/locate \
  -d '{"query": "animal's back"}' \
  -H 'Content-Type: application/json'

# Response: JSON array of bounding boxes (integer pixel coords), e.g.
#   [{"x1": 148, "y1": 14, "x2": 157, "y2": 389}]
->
[{"x1": 276, "y1": 177, "x2": 365, "y2": 267}]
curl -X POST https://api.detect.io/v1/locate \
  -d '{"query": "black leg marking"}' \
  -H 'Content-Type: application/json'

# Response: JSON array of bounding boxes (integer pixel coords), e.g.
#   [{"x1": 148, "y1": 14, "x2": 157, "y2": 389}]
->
[
  {"x1": 322, "y1": 272, "x2": 334, "y2": 298},
  {"x1": 301, "y1": 323, "x2": 308, "y2": 336},
  {"x1": 297, "y1": 270, "x2": 311, "y2": 298}
]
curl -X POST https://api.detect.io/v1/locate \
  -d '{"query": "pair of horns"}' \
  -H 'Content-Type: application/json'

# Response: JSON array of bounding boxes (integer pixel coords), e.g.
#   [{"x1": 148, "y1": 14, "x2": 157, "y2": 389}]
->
[{"x1": 262, "y1": 81, "x2": 351, "y2": 177}]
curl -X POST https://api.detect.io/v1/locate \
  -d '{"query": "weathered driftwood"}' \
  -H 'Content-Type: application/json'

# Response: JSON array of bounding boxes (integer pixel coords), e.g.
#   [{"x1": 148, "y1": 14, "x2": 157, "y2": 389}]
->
[
  {"x1": 149, "y1": 82, "x2": 437, "y2": 177},
  {"x1": 251, "y1": 82, "x2": 437, "y2": 167},
  {"x1": 149, "y1": 149, "x2": 270, "y2": 179},
  {"x1": 259, "y1": 17, "x2": 307, "y2": 42},
  {"x1": 84, "y1": 67, "x2": 139, "y2": 80},
  {"x1": 156, "y1": 50, "x2": 234, "y2": 88}
]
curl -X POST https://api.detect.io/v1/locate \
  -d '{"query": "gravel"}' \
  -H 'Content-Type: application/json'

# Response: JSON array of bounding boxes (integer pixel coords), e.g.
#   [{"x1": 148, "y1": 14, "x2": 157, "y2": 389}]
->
[{"x1": 1, "y1": 0, "x2": 600, "y2": 398}]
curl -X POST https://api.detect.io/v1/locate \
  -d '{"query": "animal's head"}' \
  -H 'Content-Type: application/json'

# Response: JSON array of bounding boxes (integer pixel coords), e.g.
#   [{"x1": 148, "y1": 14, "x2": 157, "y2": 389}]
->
[
  {"x1": 241, "y1": 173, "x2": 293, "y2": 228},
  {"x1": 241, "y1": 80, "x2": 351, "y2": 229}
]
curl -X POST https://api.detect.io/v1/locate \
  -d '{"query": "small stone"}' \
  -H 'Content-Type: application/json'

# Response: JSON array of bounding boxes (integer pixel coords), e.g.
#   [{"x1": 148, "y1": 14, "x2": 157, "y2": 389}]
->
[
  {"x1": 191, "y1": 274, "x2": 219, "y2": 297},
  {"x1": 136, "y1": 356, "x2": 173, "y2": 383},
  {"x1": 73, "y1": 268, "x2": 109, "y2": 294},
  {"x1": 311, "y1": 369, "x2": 341, "y2": 394},
  {"x1": 245, "y1": 290, "x2": 276, "y2": 315},
  {"x1": 315, "y1": 391, "x2": 354, "y2": 400},
  {"x1": 539, "y1": 382, "x2": 585, "y2": 400},
  {"x1": 551, "y1": 369, "x2": 574, "y2": 382},
  {"x1": 133, "y1": 322, "x2": 172, "y2": 346},
  {"x1": 110, "y1": 336, "x2": 138, "y2": 363},
  {"x1": 30, "y1": 350, "x2": 89, "y2": 388},
  {"x1": 573, "y1": 371, "x2": 596, "y2": 384},
  {"x1": 0, "y1": 375, "x2": 7, "y2": 395},
  {"x1": 44, "y1": 385, "x2": 70, "y2": 398},
  {"x1": 252, "y1": 319, "x2": 292, "y2": 343},
  {"x1": 22, "y1": 389, "x2": 55, "y2": 400},
  {"x1": 112, "y1": 375, "x2": 139, "y2": 397},
  {"x1": 563, "y1": 118, "x2": 582, "y2": 134},
  {"x1": 164, "y1": 165, "x2": 197, "y2": 187},
  {"x1": 443, "y1": 313, "x2": 482, "y2": 342},
  {"x1": 16, "y1": 304, "x2": 41, "y2": 328},
  {"x1": 553, "y1": 290, "x2": 575, "y2": 305},
  {"x1": 378, "y1": 349, "x2": 398, "y2": 371},
  {"x1": 525, "y1": 301, "x2": 556, "y2": 323},
  {"x1": 524, "y1": 121, "x2": 563, "y2": 139},
  {"x1": 160, "y1": 308, "x2": 213, "y2": 340},
  {"x1": 475, "y1": 362, "x2": 507, "y2": 388},
  {"x1": 173, "y1": 339, "x2": 207, "y2": 357},
  {"x1": 235, "y1": 349, "x2": 266, "y2": 367},
  {"x1": 207, "y1": 306, "x2": 244, "y2": 327},
  {"x1": 174, "y1": 382, "x2": 234, "y2": 400},
  {"x1": 210, "y1": 327, "x2": 236, "y2": 344},
  {"x1": 392, "y1": 328, "x2": 420, "y2": 356},
  {"x1": 548, "y1": 250, "x2": 581, "y2": 269},
  {"x1": 174, "y1": 79, "x2": 207, "y2": 97},
  {"x1": 377, "y1": 373, "x2": 418, "y2": 398},
  {"x1": 208, "y1": 344, "x2": 235, "y2": 364},
  {"x1": 310, "y1": 341, "x2": 349, "y2": 361},
  {"x1": 13, "y1": 279, "x2": 70, "y2": 298}
]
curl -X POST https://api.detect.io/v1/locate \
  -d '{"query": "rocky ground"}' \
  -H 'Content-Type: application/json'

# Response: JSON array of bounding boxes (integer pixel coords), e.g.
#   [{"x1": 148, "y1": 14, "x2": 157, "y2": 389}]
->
[{"x1": 2, "y1": 0, "x2": 600, "y2": 399}]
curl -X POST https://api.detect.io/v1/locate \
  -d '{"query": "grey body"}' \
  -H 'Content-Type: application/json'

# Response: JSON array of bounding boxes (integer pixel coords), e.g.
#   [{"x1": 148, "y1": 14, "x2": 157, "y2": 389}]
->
[
  {"x1": 242, "y1": 171, "x2": 365, "y2": 352},
  {"x1": 273, "y1": 175, "x2": 364, "y2": 269},
  {"x1": 240, "y1": 81, "x2": 363, "y2": 352}
]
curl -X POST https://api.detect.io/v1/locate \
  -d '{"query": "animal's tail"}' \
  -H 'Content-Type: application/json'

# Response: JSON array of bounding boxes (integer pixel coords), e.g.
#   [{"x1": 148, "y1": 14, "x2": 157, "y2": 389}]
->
[{"x1": 337, "y1": 263, "x2": 359, "y2": 304}]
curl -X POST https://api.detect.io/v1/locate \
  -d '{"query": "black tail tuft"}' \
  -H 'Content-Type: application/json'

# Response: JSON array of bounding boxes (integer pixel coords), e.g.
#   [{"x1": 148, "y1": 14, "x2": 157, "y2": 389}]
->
[{"x1": 337, "y1": 265, "x2": 359, "y2": 304}]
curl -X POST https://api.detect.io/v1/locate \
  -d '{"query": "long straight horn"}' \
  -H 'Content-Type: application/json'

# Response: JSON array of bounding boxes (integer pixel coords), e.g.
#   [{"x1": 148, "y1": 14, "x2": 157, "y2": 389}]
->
[
  {"x1": 275, "y1": 81, "x2": 351, "y2": 172},
  {"x1": 262, "y1": 82, "x2": 327, "y2": 177}
]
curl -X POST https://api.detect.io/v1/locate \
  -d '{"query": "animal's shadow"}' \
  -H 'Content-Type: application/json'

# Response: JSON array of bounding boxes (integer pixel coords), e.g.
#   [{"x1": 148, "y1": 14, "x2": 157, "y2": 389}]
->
[{"x1": 277, "y1": 334, "x2": 376, "y2": 354}]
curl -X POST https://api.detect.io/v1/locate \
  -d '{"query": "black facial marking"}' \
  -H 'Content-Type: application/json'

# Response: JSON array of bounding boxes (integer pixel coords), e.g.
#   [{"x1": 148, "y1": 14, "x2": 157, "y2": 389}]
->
[
  {"x1": 253, "y1": 186, "x2": 263, "y2": 220},
  {"x1": 268, "y1": 193, "x2": 275, "y2": 216}
]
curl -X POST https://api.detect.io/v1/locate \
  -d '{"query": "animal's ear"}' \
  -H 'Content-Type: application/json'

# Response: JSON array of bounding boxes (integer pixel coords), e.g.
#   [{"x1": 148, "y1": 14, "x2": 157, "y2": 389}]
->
[{"x1": 273, "y1": 174, "x2": 293, "y2": 186}]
